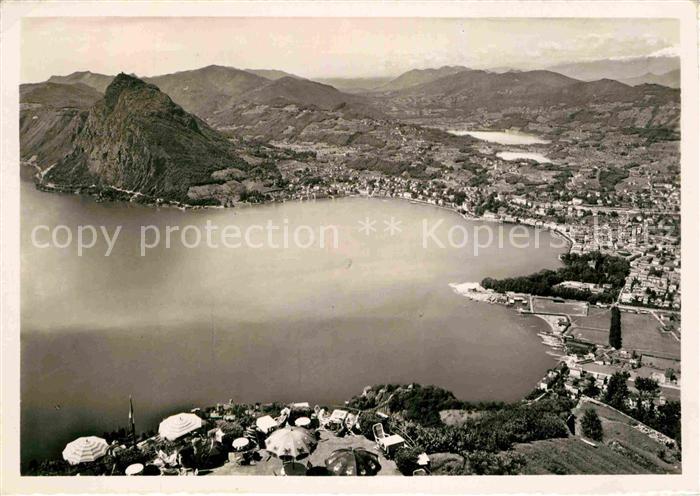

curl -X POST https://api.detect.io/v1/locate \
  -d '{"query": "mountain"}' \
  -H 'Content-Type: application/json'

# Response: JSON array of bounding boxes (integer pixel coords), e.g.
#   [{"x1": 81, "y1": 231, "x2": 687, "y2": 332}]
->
[
  {"x1": 548, "y1": 56, "x2": 680, "y2": 83},
  {"x1": 44, "y1": 73, "x2": 250, "y2": 203},
  {"x1": 619, "y1": 69, "x2": 680, "y2": 89},
  {"x1": 20, "y1": 82, "x2": 103, "y2": 166},
  {"x1": 47, "y1": 71, "x2": 115, "y2": 93},
  {"x1": 144, "y1": 65, "x2": 269, "y2": 121},
  {"x1": 314, "y1": 77, "x2": 394, "y2": 93},
  {"x1": 378, "y1": 66, "x2": 470, "y2": 92},
  {"x1": 240, "y1": 76, "x2": 365, "y2": 109},
  {"x1": 244, "y1": 69, "x2": 300, "y2": 80},
  {"x1": 21, "y1": 82, "x2": 102, "y2": 109},
  {"x1": 208, "y1": 76, "x2": 378, "y2": 130}
]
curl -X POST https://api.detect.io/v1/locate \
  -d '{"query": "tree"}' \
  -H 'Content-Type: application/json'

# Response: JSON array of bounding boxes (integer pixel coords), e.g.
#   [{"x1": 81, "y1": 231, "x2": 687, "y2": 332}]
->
[
  {"x1": 609, "y1": 306, "x2": 622, "y2": 349},
  {"x1": 604, "y1": 372, "x2": 630, "y2": 410},
  {"x1": 634, "y1": 377, "x2": 660, "y2": 402},
  {"x1": 664, "y1": 368, "x2": 677, "y2": 382},
  {"x1": 582, "y1": 376, "x2": 600, "y2": 398},
  {"x1": 654, "y1": 401, "x2": 681, "y2": 443},
  {"x1": 580, "y1": 409, "x2": 603, "y2": 441}
]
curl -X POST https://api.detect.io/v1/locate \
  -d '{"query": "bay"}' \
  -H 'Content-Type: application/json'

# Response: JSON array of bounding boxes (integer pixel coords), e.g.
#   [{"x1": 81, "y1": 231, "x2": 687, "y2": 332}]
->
[{"x1": 20, "y1": 179, "x2": 566, "y2": 463}]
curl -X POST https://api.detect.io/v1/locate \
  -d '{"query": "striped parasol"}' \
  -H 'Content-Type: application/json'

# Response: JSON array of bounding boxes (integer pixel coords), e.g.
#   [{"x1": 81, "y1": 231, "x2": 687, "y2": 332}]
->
[
  {"x1": 325, "y1": 448, "x2": 381, "y2": 476},
  {"x1": 265, "y1": 426, "x2": 317, "y2": 460},
  {"x1": 158, "y1": 413, "x2": 203, "y2": 441},
  {"x1": 62, "y1": 436, "x2": 109, "y2": 465}
]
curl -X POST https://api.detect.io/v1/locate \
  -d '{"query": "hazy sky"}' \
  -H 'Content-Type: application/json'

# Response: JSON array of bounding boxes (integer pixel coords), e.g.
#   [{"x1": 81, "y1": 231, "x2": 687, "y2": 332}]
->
[{"x1": 21, "y1": 17, "x2": 679, "y2": 82}]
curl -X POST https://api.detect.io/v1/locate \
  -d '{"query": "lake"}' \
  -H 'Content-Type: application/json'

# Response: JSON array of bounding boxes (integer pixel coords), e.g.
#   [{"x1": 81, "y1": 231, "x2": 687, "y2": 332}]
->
[
  {"x1": 496, "y1": 151, "x2": 552, "y2": 163},
  {"x1": 20, "y1": 178, "x2": 566, "y2": 464},
  {"x1": 447, "y1": 129, "x2": 550, "y2": 145}
]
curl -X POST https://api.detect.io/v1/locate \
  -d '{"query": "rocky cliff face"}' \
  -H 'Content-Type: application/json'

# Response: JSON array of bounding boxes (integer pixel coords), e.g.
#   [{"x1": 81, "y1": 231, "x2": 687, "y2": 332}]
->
[{"x1": 45, "y1": 73, "x2": 249, "y2": 202}]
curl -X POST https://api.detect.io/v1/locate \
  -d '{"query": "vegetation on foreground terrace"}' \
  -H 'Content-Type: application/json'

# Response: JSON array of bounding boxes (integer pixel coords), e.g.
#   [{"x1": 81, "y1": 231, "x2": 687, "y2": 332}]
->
[{"x1": 25, "y1": 381, "x2": 680, "y2": 476}]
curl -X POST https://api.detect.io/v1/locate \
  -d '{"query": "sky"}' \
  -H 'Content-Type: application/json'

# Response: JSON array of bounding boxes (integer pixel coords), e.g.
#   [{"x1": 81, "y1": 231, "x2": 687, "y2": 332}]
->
[{"x1": 21, "y1": 17, "x2": 680, "y2": 82}]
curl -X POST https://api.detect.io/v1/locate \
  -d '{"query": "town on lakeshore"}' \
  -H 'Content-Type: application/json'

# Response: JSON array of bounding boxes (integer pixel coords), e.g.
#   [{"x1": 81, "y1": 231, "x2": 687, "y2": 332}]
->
[{"x1": 12, "y1": 15, "x2": 687, "y2": 479}]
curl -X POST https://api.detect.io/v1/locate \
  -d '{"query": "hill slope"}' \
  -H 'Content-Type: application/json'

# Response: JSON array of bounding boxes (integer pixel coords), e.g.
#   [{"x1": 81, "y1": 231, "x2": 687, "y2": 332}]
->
[
  {"x1": 238, "y1": 76, "x2": 366, "y2": 110},
  {"x1": 379, "y1": 66, "x2": 470, "y2": 92},
  {"x1": 20, "y1": 82, "x2": 103, "y2": 166},
  {"x1": 144, "y1": 65, "x2": 269, "y2": 121},
  {"x1": 20, "y1": 82, "x2": 103, "y2": 108},
  {"x1": 244, "y1": 68, "x2": 300, "y2": 80},
  {"x1": 47, "y1": 71, "x2": 115, "y2": 93}
]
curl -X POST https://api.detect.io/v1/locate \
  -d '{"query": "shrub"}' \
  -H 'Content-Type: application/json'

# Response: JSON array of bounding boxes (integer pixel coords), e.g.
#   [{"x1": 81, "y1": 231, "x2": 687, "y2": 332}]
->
[
  {"x1": 581, "y1": 409, "x2": 603, "y2": 441},
  {"x1": 215, "y1": 419, "x2": 246, "y2": 439},
  {"x1": 394, "y1": 446, "x2": 424, "y2": 475},
  {"x1": 387, "y1": 385, "x2": 462, "y2": 427},
  {"x1": 463, "y1": 451, "x2": 526, "y2": 475},
  {"x1": 357, "y1": 412, "x2": 388, "y2": 441},
  {"x1": 113, "y1": 447, "x2": 147, "y2": 473}
]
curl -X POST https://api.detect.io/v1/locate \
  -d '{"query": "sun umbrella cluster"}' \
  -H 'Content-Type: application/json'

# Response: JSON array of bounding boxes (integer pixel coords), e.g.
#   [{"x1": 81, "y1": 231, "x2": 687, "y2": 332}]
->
[
  {"x1": 265, "y1": 426, "x2": 317, "y2": 460},
  {"x1": 325, "y1": 448, "x2": 381, "y2": 476},
  {"x1": 158, "y1": 413, "x2": 203, "y2": 441},
  {"x1": 62, "y1": 436, "x2": 109, "y2": 465}
]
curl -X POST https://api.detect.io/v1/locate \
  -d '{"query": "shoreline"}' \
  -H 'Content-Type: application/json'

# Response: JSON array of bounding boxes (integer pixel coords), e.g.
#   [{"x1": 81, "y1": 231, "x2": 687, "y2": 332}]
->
[
  {"x1": 27, "y1": 165, "x2": 575, "y2": 254},
  {"x1": 27, "y1": 162, "x2": 574, "y2": 253},
  {"x1": 449, "y1": 283, "x2": 568, "y2": 356}
]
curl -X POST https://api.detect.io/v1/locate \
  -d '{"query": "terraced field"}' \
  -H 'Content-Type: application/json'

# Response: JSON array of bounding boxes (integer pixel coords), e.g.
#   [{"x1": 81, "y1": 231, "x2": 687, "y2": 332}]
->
[
  {"x1": 514, "y1": 438, "x2": 665, "y2": 474},
  {"x1": 514, "y1": 400, "x2": 681, "y2": 474}
]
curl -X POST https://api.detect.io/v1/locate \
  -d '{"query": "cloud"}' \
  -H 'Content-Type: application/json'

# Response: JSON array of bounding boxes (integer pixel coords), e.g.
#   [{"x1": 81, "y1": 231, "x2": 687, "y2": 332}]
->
[{"x1": 648, "y1": 46, "x2": 680, "y2": 58}]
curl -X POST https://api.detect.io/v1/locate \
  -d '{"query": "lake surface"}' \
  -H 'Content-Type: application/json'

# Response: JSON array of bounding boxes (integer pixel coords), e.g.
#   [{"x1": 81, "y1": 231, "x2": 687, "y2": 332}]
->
[
  {"x1": 497, "y1": 151, "x2": 552, "y2": 163},
  {"x1": 447, "y1": 130, "x2": 550, "y2": 145},
  {"x1": 21, "y1": 179, "x2": 566, "y2": 463}
]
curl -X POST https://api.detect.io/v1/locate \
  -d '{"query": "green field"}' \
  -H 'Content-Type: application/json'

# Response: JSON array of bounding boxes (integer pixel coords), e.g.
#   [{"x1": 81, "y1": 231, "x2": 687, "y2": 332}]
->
[
  {"x1": 532, "y1": 297, "x2": 588, "y2": 316},
  {"x1": 570, "y1": 306, "x2": 611, "y2": 329},
  {"x1": 621, "y1": 311, "x2": 680, "y2": 359},
  {"x1": 568, "y1": 326, "x2": 609, "y2": 345}
]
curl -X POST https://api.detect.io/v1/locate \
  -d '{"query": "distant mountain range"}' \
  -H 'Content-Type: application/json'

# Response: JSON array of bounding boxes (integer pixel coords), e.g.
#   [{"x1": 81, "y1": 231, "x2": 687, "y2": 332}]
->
[
  {"x1": 41, "y1": 65, "x2": 368, "y2": 122},
  {"x1": 35, "y1": 58, "x2": 681, "y2": 125},
  {"x1": 20, "y1": 61, "x2": 680, "y2": 201},
  {"x1": 547, "y1": 55, "x2": 679, "y2": 85},
  {"x1": 377, "y1": 68, "x2": 678, "y2": 119},
  {"x1": 619, "y1": 69, "x2": 680, "y2": 89}
]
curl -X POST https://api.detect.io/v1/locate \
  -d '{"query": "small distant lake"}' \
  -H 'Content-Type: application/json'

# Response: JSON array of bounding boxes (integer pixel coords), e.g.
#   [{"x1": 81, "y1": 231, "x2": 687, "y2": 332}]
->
[
  {"x1": 497, "y1": 151, "x2": 552, "y2": 164},
  {"x1": 447, "y1": 130, "x2": 550, "y2": 146}
]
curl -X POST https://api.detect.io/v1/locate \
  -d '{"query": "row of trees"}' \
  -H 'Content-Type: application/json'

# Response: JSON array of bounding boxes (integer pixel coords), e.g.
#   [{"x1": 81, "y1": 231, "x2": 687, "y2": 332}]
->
[{"x1": 481, "y1": 252, "x2": 630, "y2": 304}]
